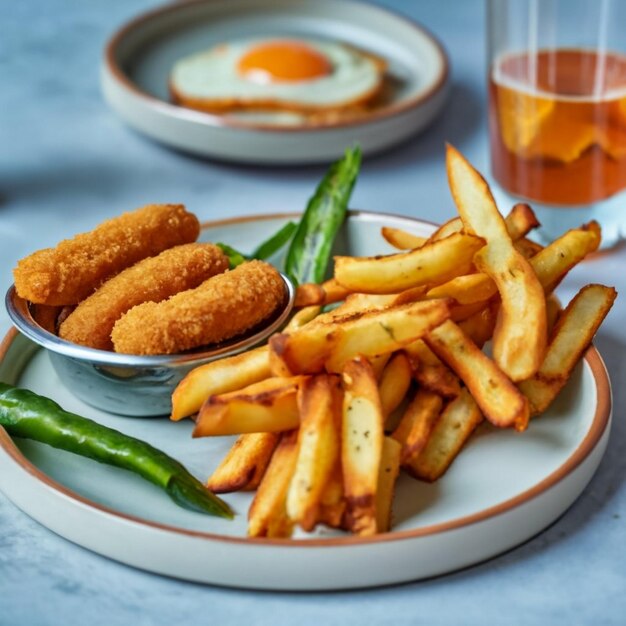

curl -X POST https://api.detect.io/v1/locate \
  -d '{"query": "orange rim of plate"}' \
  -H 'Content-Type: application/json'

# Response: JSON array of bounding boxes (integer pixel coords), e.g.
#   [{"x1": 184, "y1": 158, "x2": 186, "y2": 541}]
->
[
  {"x1": 103, "y1": 0, "x2": 450, "y2": 133},
  {"x1": 0, "y1": 212, "x2": 612, "y2": 548}
]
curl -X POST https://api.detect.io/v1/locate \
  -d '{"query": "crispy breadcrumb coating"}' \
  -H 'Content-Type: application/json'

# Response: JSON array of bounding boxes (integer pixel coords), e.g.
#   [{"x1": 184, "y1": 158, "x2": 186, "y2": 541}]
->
[
  {"x1": 13, "y1": 204, "x2": 200, "y2": 305},
  {"x1": 58, "y1": 243, "x2": 228, "y2": 350},
  {"x1": 111, "y1": 260, "x2": 286, "y2": 355}
]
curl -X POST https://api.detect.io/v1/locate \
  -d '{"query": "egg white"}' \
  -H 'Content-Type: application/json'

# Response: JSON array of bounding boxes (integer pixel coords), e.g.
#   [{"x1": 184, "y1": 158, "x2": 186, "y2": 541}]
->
[{"x1": 170, "y1": 38, "x2": 385, "y2": 110}]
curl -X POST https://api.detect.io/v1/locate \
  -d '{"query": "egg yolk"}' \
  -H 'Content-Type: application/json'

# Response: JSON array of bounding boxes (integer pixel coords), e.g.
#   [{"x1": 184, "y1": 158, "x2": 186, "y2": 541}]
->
[{"x1": 238, "y1": 41, "x2": 332, "y2": 83}]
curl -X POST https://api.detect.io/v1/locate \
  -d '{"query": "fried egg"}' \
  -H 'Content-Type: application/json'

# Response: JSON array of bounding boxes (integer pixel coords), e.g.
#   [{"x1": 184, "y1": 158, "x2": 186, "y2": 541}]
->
[{"x1": 170, "y1": 38, "x2": 386, "y2": 113}]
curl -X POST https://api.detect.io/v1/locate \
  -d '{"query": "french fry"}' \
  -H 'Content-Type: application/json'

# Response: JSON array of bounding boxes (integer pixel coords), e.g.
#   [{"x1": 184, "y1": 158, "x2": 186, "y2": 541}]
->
[
  {"x1": 334, "y1": 232, "x2": 485, "y2": 294},
  {"x1": 425, "y1": 319, "x2": 530, "y2": 430},
  {"x1": 369, "y1": 353, "x2": 391, "y2": 380},
  {"x1": 519, "y1": 284, "x2": 617, "y2": 415},
  {"x1": 316, "y1": 460, "x2": 346, "y2": 529},
  {"x1": 269, "y1": 298, "x2": 451, "y2": 376},
  {"x1": 404, "y1": 339, "x2": 461, "y2": 398},
  {"x1": 457, "y1": 302, "x2": 498, "y2": 349},
  {"x1": 545, "y1": 293, "x2": 562, "y2": 336},
  {"x1": 427, "y1": 273, "x2": 498, "y2": 305},
  {"x1": 248, "y1": 430, "x2": 299, "y2": 538},
  {"x1": 446, "y1": 144, "x2": 546, "y2": 381},
  {"x1": 286, "y1": 375, "x2": 341, "y2": 532},
  {"x1": 193, "y1": 376, "x2": 307, "y2": 437},
  {"x1": 423, "y1": 222, "x2": 600, "y2": 312},
  {"x1": 207, "y1": 432, "x2": 280, "y2": 493},
  {"x1": 381, "y1": 226, "x2": 427, "y2": 250},
  {"x1": 171, "y1": 303, "x2": 321, "y2": 421},
  {"x1": 295, "y1": 283, "x2": 325, "y2": 307},
  {"x1": 375, "y1": 437, "x2": 402, "y2": 533},
  {"x1": 378, "y1": 352, "x2": 413, "y2": 419},
  {"x1": 515, "y1": 237, "x2": 544, "y2": 259},
  {"x1": 403, "y1": 388, "x2": 483, "y2": 482},
  {"x1": 392, "y1": 388, "x2": 443, "y2": 462},
  {"x1": 320, "y1": 277, "x2": 351, "y2": 305},
  {"x1": 287, "y1": 304, "x2": 323, "y2": 329},
  {"x1": 428, "y1": 202, "x2": 539, "y2": 243},
  {"x1": 341, "y1": 357, "x2": 384, "y2": 536},
  {"x1": 171, "y1": 346, "x2": 270, "y2": 421},
  {"x1": 530, "y1": 222, "x2": 601, "y2": 293}
]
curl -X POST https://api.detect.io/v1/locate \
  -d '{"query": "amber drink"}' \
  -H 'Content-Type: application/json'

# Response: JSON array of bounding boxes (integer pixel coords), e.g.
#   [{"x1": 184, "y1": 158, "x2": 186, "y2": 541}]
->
[{"x1": 488, "y1": 0, "x2": 626, "y2": 248}]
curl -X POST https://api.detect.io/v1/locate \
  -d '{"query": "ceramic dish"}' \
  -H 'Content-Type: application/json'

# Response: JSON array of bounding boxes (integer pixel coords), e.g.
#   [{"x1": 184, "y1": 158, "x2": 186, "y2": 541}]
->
[
  {"x1": 101, "y1": 0, "x2": 449, "y2": 164},
  {"x1": 0, "y1": 213, "x2": 612, "y2": 590}
]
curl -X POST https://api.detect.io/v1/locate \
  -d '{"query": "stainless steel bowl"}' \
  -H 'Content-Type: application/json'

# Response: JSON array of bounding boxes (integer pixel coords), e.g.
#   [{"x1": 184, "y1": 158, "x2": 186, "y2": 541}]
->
[{"x1": 5, "y1": 274, "x2": 295, "y2": 417}]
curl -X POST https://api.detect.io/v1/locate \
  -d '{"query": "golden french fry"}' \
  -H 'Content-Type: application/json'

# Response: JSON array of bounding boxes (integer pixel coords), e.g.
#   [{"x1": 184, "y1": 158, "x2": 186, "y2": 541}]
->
[
  {"x1": 429, "y1": 217, "x2": 463, "y2": 241},
  {"x1": 381, "y1": 226, "x2": 427, "y2": 250},
  {"x1": 519, "y1": 284, "x2": 616, "y2": 415},
  {"x1": 514, "y1": 237, "x2": 544, "y2": 259},
  {"x1": 286, "y1": 375, "x2": 341, "y2": 532},
  {"x1": 269, "y1": 298, "x2": 450, "y2": 376},
  {"x1": 404, "y1": 339, "x2": 461, "y2": 399},
  {"x1": 295, "y1": 283, "x2": 325, "y2": 307},
  {"x1": 427, "y1": 273, "x2": 498, "y2": 305},
  {"x1": 457, "y1": 302, "x2": 498, "y2": 349},
  {"x1": 341, "y1": 357, "x2": 384, "y2": 536},
  {"x1": 193, "y1": 376, "x2": 307, "y2": 437},
  {"x1": 424, "y1": 222, "x2": 600, "y2": 312},
  {"x1": 334, "y1": 232, "x2": 485, "y2": 294},
  {"x1": 426, "y1": 319, "x2": 530, "y2": 430},
  {"x1": 446, "y1": 144, "x2": 546, "y2": 381},
  {"x1": 392, "y1": 388, "x2": 443, "y2": 462},
  {"x1": 545, "y1": 293, "x2": 562, "y2": 336},
  {"x1": 320, "y1": 277, "x2": 351, "y2": 305},
  {"x1": 530, "y1": 222, "x2": 601, "y2": 293},
  {"x1": 248, "y1": 430, "x2": 299, "y2": 538},
  {"x1": 378, "y1": 352, "x2": 413, "y2": 419},
  {"x1": 171, "y1": 346, "x2": 270, "y2": 421},
  {"x1": 403, "y1": 388, "x2": 483, "y2": 482},
  {"x1": 317, "y1": 460, "x2": 346, "y2": 529},
  {"x1": 369, "y1": 353, "x2": 391, "y2": 380},
  {"x1": 428, "y1": 202, "x2": 538, "y2": 243},
  {"x1": 207, "y1": 432, "x2": 280, "y2": 493},
  {"x1": 375, "y1": 437, "x2": 402, "y2": 533}
]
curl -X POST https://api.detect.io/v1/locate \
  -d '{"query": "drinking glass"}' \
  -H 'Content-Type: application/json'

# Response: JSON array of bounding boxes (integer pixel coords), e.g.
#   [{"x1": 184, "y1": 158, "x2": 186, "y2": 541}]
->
[{"x1": 488, "y1": 0, "x2": 626, "y2": 248}]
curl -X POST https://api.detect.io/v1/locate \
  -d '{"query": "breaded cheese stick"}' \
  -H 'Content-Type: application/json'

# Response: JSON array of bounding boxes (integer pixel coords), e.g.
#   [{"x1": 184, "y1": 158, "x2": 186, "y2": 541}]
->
[
  {"x1": 111, "y1": 260, "x2": 286, "y2": 355},
  {"x1": 13, "y1": 204, "x2": 200, "y2": 305},
  {"x1": 59, "y1": 243, "x2": 228, "y2": 350}
]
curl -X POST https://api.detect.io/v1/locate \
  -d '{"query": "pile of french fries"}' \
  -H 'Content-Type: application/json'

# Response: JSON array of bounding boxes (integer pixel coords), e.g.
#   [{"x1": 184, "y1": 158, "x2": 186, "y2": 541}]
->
[{"x1": 171, "y1": 145, "x2": 616, "y2": 538}]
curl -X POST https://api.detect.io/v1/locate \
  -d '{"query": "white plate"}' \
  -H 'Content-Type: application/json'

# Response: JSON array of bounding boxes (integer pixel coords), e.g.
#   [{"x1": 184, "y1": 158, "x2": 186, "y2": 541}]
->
[
  {"x1": 0, "y1": 213, "x2": 612, "y2": 590},
  {"x1": 101, "y1": 0, "x2": 449, "y2": 164}
]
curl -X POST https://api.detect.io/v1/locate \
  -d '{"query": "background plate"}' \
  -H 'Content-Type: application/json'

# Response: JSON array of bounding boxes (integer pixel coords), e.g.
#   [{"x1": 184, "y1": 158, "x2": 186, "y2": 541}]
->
[
  {"x1": 101, "y1": 0, "x2": 449, "y2": 164},
  {"x1": 0, "y1": 212, "x2": 612, "y2": 590}
]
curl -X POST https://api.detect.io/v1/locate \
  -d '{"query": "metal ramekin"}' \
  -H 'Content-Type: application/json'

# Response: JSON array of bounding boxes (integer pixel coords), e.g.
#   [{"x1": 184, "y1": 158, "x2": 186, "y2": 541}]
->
[{"x1": 5, "y1": 274, "x2": 295, "y2": 417}]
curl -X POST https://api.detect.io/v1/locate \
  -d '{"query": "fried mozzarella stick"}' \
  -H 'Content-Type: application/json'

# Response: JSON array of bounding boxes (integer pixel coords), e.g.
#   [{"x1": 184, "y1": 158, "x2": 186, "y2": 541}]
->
[
  {"x1": 13, "y1": 204, "x2": 200, "y2": 305},
  {"x1": 111, "y1": 260, "x2": 286, "y2": 355},
  {"x1": 58, "y1": 243, "x2": 229, "y2": 350}
]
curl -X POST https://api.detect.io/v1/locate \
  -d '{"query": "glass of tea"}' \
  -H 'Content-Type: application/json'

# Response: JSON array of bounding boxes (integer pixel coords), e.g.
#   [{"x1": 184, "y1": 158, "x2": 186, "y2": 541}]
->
[{"x1": 488, "y1": 0, "x2": 626, "y2": 248}]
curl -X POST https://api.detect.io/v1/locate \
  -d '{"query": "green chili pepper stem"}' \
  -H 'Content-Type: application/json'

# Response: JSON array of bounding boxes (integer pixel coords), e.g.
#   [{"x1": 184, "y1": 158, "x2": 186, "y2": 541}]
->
[
  {"x1": 285, "y1": 146, "x2": 362, "y2": 286},
  {"x1": 0, "y1": 383, "x2": 233, "y2": 519}
]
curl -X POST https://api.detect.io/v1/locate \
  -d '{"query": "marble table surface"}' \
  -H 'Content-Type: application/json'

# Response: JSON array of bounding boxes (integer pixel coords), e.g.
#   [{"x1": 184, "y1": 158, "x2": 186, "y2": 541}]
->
[{"x1": 1, "y1": 1, "x2": 625, "y2": 624}]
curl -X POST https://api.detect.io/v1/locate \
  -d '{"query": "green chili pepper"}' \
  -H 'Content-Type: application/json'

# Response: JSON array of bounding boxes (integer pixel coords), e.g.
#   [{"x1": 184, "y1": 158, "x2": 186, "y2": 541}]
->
[
  {"x1": 250, "y1": 221, "x2": 297, "y2": 260},
  {"x1": 218, "y1": 221, "x2": 298, "y2": 270},
  {"x1": 0, "y1": 383, "x2": 233, "y2": 519},
  {"x1": 285, "y1": 146, "x2": 362, "y2": 286},
  {"x1": 217, "y1": 242, "x2": 248, "y2": 269}
]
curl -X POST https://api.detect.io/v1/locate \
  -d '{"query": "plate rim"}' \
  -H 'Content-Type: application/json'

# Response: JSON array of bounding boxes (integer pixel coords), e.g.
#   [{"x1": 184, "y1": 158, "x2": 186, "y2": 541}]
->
[
  {"x1": 103, "y1": 0, "x2": 450, "y2": 133},
  {"x1": 0, "y1": 212, "x2": 612, "y2": 548}
]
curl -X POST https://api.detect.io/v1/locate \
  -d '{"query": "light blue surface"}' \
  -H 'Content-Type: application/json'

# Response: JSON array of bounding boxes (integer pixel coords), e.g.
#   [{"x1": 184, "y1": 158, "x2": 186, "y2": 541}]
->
[{"x1": 1, "y1": 1, "x2": 625, "y2": 624}]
